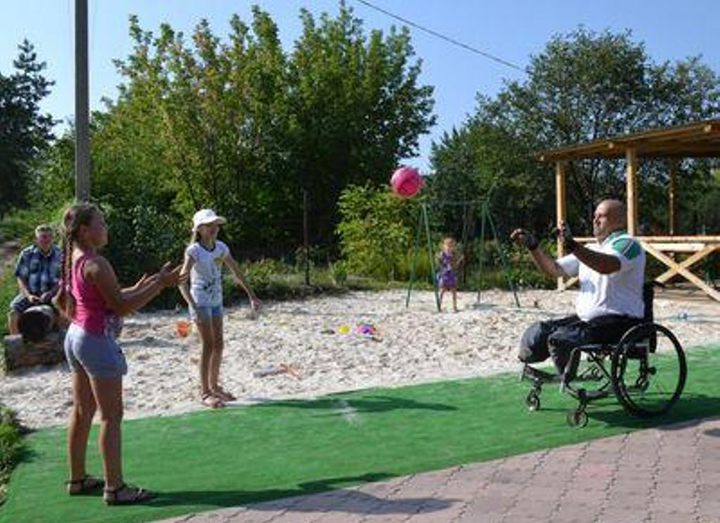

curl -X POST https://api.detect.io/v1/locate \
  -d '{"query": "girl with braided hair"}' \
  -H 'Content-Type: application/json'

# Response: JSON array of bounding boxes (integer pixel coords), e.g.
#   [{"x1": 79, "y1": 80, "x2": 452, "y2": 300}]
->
[{"x1": 56, "y1": 203, "x2": 185, "y2": 505}]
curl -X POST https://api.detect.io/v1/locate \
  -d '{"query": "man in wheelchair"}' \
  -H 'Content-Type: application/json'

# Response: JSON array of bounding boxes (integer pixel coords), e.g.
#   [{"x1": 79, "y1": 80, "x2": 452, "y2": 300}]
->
[{"x1": 510, "y1": 199, "x2": 645, "y2": 383}]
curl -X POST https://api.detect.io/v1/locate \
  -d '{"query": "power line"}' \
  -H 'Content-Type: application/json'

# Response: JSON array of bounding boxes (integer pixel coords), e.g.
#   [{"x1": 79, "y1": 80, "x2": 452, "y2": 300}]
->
[{"x1": 351, "y1": 0, "x2": 525, "y2": 73}]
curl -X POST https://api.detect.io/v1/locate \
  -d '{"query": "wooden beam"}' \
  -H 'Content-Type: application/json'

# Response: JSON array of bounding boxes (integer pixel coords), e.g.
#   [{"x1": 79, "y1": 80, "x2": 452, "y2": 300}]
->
[
  {"x1": 655, "y1": 244, "x2": 720, "y2": 283},
  {"x1": 641, "y1": 241, "x2": 720, "y2": 302},
  {"x1": 669, "y1": 159, "x2": 677, "y2": 235},
  {"x1": 626, "y1": 148, "x2": 639, "y2": 235},
  {"x1": 637, "y1": 236, "x2": 720, "y2": 242},
  {"x1": 556, "y1": 161, "x2": 567, "y2": 290},
  {"x1": 645, "y1": 243, "x2": 708, "y2": 252},
  {"x1": 575, "y1": 235, "x2": 720, "y2": 242}
]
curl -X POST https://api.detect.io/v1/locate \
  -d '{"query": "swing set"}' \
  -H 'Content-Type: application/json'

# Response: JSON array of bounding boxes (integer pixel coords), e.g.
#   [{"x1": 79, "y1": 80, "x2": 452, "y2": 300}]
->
[{"x1": 405, "y1": 190, "x2": 520, "y2": 311}]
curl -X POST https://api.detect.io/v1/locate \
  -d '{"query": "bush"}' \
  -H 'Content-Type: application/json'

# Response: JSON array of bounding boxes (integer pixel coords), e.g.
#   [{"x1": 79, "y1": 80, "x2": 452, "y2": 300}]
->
[
  {"x1": 0, "y1": 268, "x2": 19, "y2": 339},
  {"x1": 100, "y1": 202, "x2": 187, "y2": 308},
  {"x1": 329, "y1": 260, "x2": 348, "y2": 286},
  {"x1": 337, "y1": 183, "x2": 418, "y2": 280},
  {"x1": 0, "y1": 405, "x2": 26, "y2": 506}
]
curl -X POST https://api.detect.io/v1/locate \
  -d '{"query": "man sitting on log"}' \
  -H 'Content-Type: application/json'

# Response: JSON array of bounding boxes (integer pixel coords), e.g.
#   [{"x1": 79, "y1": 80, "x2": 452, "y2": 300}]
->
[{"x1": 7, "y1": 224, "x2": 62, "y2": 336}]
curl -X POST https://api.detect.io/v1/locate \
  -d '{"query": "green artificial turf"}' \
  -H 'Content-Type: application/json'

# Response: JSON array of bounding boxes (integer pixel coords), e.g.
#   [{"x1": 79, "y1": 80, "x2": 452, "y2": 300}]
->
[{"x1": 2, "y1": 345, "x2": 719, "y2": 523}]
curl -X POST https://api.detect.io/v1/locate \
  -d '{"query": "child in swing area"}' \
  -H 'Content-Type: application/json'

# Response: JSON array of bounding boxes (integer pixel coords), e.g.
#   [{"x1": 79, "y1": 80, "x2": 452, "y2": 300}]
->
[
  {"x1": 179, "y1": 209, "x2": 262, "y2": 409},
  {"x1": 436, "y1": 236, "x2": 463, "y2": 312}
]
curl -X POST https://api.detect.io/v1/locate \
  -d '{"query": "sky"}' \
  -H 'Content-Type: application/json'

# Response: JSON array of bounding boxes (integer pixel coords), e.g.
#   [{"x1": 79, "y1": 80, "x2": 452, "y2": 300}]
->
[{"x1": 2, "y1": 0, "x2": 719, "y2": 171}]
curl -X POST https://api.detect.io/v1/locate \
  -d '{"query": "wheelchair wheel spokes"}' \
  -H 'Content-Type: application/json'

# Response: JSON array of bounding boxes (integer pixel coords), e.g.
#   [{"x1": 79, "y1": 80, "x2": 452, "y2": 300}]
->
[{"x1": 611, "y1": 323, "x2": 686, "y2": 418}]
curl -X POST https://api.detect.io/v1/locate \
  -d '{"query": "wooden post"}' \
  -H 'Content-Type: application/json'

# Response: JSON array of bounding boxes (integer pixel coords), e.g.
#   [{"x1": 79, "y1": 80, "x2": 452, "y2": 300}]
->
[
  {"x1": 669, "y1": 159, "x2": 677, "y2": 235},
  {"x1": 75, "y1": 0, "x2": 91, "y2": 201},
  {"x1": 556, "y1": 161, "x2": 567, "y2": 290},
  {"x1": 626, "y1": 148, "x2": 639, "y2": 236}
]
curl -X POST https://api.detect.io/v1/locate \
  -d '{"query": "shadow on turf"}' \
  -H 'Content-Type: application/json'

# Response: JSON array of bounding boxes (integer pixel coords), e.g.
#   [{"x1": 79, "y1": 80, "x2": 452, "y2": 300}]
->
[
  {"x1": 147, "y1": 472, "x2": 457, "y2": 514},
  {"x1": 252, "y1": 395, "x2": 457, "y2": 415},
  {"x1": 571, "y1": 393, "x2": 720, "y2": 430}
]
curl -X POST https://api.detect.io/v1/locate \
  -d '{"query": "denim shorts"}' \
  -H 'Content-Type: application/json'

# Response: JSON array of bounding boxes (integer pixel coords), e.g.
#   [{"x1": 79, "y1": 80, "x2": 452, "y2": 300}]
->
[
  {"x1": 64, "y1": 323, "x2": 128, "y2": 379},
  {"x1": 9, "y1": 294, "x2": 34, "y2": 313},
  {"x1": 191, "y1": 305, "x2": 223, "y2": 323}
]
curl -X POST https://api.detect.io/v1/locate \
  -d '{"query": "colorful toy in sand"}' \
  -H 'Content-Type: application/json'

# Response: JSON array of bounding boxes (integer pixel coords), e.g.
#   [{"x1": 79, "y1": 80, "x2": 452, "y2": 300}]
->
[
  {"x1": 176, "y1": 319, "x2": 191, "y2": 337},
  {"x1": 253, "y1": 363, "x2": 301, "y2": 379},
  {"x1": 355, "y1": 323, "x2": 377, "y2": 336},
  {"x1": 390, "y1": 166, "x2": 423, "y2": 198}
]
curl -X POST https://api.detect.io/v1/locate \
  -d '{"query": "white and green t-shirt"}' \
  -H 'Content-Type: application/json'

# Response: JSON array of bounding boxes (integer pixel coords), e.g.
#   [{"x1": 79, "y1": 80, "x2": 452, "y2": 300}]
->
[
  {"x1": 557, "y1": 230, "x2": 645, "y2": 321},
  {"x1": 186, "y1": 241, "x2": 229, "y2": 307}
]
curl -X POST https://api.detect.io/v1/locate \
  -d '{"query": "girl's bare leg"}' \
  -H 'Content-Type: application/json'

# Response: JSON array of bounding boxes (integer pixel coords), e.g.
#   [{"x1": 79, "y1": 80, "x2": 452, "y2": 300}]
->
[
  {"x1": 88, "y1": 376, "x2": 124, "y2": 489},
  {"x1": 194, "y1": 319, "x2": 216, "y2": 396},
  {"x1": 67, "y1": 368, "x2": 97, "y2": 482},
  {"x1": 209, "y1": 314, "x2": 224, "y2": 392}
]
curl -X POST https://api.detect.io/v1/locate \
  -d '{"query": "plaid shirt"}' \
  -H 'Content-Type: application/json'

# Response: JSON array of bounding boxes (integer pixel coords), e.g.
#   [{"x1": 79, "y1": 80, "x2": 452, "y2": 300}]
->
[{"x1": 14, "y1": 244, "x2": 62, "y2": 295}]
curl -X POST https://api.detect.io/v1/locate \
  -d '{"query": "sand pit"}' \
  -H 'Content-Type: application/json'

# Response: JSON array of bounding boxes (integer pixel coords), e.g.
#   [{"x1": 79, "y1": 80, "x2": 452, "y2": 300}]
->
[{"x1": 1, "y1": 289, "x2": 718, "y2": 428}]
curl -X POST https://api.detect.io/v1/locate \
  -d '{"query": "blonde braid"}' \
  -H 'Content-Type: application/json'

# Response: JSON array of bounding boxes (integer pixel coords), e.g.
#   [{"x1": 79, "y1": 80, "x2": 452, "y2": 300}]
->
[{"x1": 56, "y1": 204, "x2": 97, "y2": 319}]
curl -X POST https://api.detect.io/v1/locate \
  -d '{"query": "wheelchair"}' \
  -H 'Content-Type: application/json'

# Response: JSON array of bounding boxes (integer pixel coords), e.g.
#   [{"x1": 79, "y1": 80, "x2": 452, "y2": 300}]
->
[{"x1": 520, "y1": 282, "x2": 687, "y2": 427}]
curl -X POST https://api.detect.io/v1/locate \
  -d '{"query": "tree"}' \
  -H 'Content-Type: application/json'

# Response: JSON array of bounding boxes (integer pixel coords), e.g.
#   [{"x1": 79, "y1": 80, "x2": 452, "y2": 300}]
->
[
  {"x1": 288, "y1": 4, "x2": 435, "y2": 241},
  {"x1": 0, "y1": 40, "x2": 55, "y2": 218},
  {"x1": 98, "y1": 3, "x2": 435, "y2": 253},
  {"x1": 431, "y1": 28, "x2": 720, "y2": 236}
]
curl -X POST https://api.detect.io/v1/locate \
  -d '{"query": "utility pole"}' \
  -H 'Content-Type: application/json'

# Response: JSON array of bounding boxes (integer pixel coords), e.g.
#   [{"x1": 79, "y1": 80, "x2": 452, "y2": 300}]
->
[{"x1": 75, "y1": 0, "x2": 90, "y2": 201}]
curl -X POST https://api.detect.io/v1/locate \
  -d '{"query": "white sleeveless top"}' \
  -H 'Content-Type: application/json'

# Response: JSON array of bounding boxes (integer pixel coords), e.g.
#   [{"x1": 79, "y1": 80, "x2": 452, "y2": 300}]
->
[{"x1": 186, "y1": 241, "x2": 229, "y2": 307}]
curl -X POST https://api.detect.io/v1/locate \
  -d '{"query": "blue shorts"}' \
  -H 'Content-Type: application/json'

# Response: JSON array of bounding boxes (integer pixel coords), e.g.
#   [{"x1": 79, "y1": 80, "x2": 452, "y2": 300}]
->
[
  {"x1": 64, "y1": 323, "x2": 128, "y2": 379},
  {"x1": 191, "y1": 305, "x2": 223, "y2": 323},
  {"x1": 9, "y1": 295, "x2": 34, "y2": 313}
]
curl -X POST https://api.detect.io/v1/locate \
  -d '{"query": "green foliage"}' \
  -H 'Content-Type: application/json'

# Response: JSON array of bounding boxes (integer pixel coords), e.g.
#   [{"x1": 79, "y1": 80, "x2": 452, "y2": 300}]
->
[
  {"x1": 431, "y1": 28, "x2": 720, "y2": 236},
  {"x1": 337, "y1": 183, "x2": 418, "y2": 280},
  {"x1": 329, "y1": 260, "x2": 348, "y2": 286},
  {"x1": 0, "y1": 40, "x2": 55, "y2": 218},
  {"x1": 220, "y1": 260, "x2": 349, "y2": 302},
  {"x1": 0, "y1": 265, "x2": 19, "y2": 338},
  {"x1": 0, "y1": 405, "x2": 25, "y2": 505},
  {"x1": 43, "y1": 3, "x2": 435, "y2": 262},
  {"x1": 99, "y1": 203, "x2": 187, "y2": 294},
  {"x1": 242, "y1": 258, "x2": 290, "y2": 292}
]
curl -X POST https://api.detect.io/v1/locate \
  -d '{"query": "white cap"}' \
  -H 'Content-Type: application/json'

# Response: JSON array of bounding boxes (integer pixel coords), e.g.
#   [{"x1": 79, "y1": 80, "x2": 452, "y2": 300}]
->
[{"x1": 192, "y1": 209, "x2": 226, "y2": 231}]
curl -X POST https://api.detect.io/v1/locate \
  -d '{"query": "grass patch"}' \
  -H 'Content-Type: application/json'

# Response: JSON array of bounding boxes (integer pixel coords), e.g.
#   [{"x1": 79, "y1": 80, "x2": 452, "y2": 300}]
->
[
  {"x1": 0, "y1": 406, "x2": 28, "y2": 507},
  {"x1": 2, "y1": 345, "x2": 719, "y2": 523}
]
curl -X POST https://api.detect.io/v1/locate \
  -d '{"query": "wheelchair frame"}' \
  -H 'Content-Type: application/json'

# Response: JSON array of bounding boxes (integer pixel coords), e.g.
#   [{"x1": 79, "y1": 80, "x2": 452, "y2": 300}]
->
[{"x1": 520, "y1": 284, "x2": 687, "y2": 427}]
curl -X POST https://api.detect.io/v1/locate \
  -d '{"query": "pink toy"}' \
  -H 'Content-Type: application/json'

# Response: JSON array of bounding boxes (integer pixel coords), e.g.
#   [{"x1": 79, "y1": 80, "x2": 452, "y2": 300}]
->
[
  {"x1": 355, "y1": 323, "x2": 377, "y2": 336},
  {"x1": 390, "y1": 166, "x2": 423, "y2": 198}
]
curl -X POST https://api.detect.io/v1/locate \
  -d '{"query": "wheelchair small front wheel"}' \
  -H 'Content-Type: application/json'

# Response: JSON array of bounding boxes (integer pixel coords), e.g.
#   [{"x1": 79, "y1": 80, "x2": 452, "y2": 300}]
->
[
  {"x1": 611, "y1": 323, "x2": 686, "y2": 418},
  {"x1": 525, "y1": 391, "x2": 540, "y2": 411},
  {"x1": 566, "y1": 409, "x2": 588, "y2": 428}
]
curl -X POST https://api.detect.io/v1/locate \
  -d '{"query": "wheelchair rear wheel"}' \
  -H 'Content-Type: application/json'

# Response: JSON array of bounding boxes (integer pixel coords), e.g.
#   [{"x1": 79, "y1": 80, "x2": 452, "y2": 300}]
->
[{"x1": 611, "y1": 323, "x2": 686, "y2": 418}]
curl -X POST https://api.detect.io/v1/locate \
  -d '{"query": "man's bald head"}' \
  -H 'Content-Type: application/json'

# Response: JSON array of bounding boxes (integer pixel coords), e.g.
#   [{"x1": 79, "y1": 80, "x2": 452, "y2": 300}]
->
[{"x1": 593, "y1": 199, "x2": 627, "y2": 241}]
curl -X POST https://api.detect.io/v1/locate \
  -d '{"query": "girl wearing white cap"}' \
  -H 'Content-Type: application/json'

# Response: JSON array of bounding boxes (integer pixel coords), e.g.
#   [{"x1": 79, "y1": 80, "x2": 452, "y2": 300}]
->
[{"x1": 179, "y1": 209, "x2": 262, "y2": 408}]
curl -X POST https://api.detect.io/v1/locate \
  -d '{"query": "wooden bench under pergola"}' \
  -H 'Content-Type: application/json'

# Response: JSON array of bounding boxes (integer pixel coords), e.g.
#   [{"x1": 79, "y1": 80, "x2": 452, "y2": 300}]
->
[{"x1": 537, "y1": 119, "x2": 720, "y2": 302}]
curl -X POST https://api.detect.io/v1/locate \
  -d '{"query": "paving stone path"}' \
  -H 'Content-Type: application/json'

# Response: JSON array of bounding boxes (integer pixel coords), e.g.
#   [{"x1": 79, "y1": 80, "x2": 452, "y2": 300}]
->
[{"x1": 157, "y1": 417, "x2": 720, "y2": 523}]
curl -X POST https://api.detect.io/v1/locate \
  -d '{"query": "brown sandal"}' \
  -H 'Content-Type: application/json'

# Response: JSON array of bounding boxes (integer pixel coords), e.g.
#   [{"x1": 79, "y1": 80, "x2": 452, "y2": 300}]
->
[
  {"x1": 103, "y1": 483, "x2": 157, "y2": 505},
  {"x1": 212, "y1": 387, "x2": 236, "y2": 402},
  {"x1": 201, "y1": 392, "x2": 225, "y2": 409},
  {"x1": 66, "y1": 475, "x2": 104, "y2": 495}
]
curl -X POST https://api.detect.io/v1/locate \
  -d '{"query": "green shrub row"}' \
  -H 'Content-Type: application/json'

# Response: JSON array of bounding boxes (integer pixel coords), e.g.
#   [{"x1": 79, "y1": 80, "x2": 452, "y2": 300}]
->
[{"x1": 0, "y1": 405, "x2": 26, "y2": 506}]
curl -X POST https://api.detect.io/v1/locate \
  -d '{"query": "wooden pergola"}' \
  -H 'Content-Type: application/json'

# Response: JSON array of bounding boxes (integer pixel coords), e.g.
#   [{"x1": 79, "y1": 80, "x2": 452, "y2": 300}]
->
[{"x1": 537, "y1": 119, "x2": 720, "y2": 302}]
